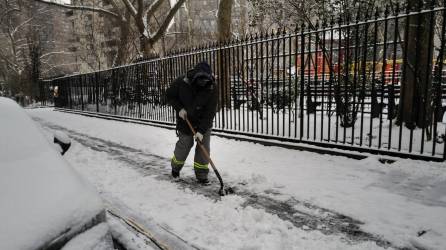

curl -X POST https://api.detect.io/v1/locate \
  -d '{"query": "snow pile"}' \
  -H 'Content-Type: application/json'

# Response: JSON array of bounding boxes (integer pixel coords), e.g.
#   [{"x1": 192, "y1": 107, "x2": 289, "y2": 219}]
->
[
  {"x1": 0, "y1": 98, "x2": 104, "y2": 250},
  {"x1": 107, "y1": 217, "x2": 157, "y2": 250},
  {"x1": 62, "y1": 223, "x2": 112, "y2": 250},
  {"x1": 54, "y1": 130, "x2": 71, "y2": 144}
]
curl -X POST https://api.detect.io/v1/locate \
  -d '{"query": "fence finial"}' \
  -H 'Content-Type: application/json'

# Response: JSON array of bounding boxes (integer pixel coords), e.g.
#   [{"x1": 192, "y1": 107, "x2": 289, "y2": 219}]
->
[
  {"x1": 417, "y1": 0, "x2": 424, "y2": 11},
  {"x1": 374, "y1": 7, "x2": 380, "y2": 19},
  {"x1": 329, "y1": 16, "x2": 334, "y2": 27},
  {"x1": 355, "y1": 7, "x2": 361, "y2": 22},
  {"x1": 384, "y1": 4, "x2": 390, "y2": 16},
  {"x1": 363, "y1": 8, "x2": 369, "y2": 19},
  {"x1": 322, "y1": 17, "x2": 327, "y2": 28},
  {"x1": 429, "y1": 0, "x2": 435, "y2": 9},
  {"x1": 395, "y1": 2, "x2": 400, "y2": 14}
]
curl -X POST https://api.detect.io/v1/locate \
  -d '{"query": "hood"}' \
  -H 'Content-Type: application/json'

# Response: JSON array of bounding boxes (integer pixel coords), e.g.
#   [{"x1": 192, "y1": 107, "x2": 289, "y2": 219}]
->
[{"x1": 186, "y1": 62, "x2": 214, "y2": 85}]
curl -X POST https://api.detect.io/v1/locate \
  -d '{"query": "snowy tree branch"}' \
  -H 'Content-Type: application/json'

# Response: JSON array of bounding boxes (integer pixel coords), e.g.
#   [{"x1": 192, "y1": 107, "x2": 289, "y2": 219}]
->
[
  {"x1": 40, "y1": 51, "x2": 73, "y2": 59},
  {"x1": 34, "y1": 0, "x2": 122, "y2": 20},
  {"x1": 41, "y1": 62, "x2": 79, "y2": 74},
  {"x1": 11, "y1": 17, "x2": 34, "y2": 37},
  {"x1": 0, "y1": 53, "x2": 20, "y2": 74}
]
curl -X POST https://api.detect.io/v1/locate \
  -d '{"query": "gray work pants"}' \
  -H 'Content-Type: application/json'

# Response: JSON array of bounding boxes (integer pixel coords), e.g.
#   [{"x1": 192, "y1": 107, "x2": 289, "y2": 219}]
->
[{"x1": 171, "y1": 130, "x2": 211, "y2": 181}]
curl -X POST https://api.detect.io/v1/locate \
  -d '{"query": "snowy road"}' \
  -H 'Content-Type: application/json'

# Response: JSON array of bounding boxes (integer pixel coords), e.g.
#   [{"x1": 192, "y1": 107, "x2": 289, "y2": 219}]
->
[
  {"x1": 35, "y1": 117, "x2": 389, "y2": 246},
  {"x1": 28, "y1": 109, "x2": 446, "y2": 250}
]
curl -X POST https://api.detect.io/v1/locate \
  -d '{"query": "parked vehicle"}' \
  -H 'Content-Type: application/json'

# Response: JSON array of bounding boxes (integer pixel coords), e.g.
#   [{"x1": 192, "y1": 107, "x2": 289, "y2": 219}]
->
[{"x1": 0, "y1": 97, "x2": 114, "y2": 250}]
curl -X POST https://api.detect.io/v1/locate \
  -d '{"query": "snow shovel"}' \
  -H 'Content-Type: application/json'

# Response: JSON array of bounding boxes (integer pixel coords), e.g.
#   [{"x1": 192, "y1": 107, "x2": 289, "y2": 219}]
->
[{"x1": 185, "y1": 117, "x2": 234, "y2": 196}]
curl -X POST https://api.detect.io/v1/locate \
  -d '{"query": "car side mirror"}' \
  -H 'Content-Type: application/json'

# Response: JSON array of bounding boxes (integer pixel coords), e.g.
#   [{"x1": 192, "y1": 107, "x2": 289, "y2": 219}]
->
[{"x1": 54, "y1": 131, "x2": 71, "y2": 155}]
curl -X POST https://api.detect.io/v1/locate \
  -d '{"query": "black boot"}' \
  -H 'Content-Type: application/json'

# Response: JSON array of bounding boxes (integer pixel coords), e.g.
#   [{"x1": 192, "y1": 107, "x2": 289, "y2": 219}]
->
[
  {"x1": 197, "y1": 178, "x2": 209, "y2": 185},
  {"x1": 194, "y1": 168, "x2": 209, "y2": 183},
  {"x1": 171, "y1": 169, "x2": 180, "y2": 178},
  {"x1": 171, "y1": 158, "x2": 183, "y2": 179}
]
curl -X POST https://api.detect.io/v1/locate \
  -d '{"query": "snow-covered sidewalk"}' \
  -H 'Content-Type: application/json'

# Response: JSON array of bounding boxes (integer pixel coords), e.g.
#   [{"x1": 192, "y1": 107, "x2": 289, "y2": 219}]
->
[{"x1": 29, "y1": 108, "x2": 446, "y2": 250}]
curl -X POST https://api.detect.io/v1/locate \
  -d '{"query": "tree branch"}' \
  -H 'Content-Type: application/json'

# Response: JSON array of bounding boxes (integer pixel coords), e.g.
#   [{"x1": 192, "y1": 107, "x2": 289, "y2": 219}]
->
[
  {"x1": 121, "y1": 0, "x2": 138, "y2": 18},
  {"x1": 11, "y1": 16, "x2": 34, "y2": 37},
  {"x1": 41, "y1": 62, "x2": 80, "y2": 75},
  {"x1": 145, "y1": 0, "x2": 164, "y2": 19},
  {"x1": 34, "y1": 0, "x2": 122, "y2": 20},
  {"x1": 40, "y1": 51, "x2": 73, "y2": 59},
  {"x1": 0, "y1": 8, "x2": 20, "y2": 21},
  {"x1": 0, "y1": 53, "x2": 20, "y2": 74},
  {"x1": 148, "y1": 0, "x2": 186, "y2": 43},
  {"x1": 137, "y1": 0, "x2": 144, "y2": 19}
]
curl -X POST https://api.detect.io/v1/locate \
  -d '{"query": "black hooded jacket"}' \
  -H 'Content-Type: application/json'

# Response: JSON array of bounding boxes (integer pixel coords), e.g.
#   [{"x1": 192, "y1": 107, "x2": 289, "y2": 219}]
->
[{"x1": 166, "y1": 62, "x2": 218, "y2": 135}]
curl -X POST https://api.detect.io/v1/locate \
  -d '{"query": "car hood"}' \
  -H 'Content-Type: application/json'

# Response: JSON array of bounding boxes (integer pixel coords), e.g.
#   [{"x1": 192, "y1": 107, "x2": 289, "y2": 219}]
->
[{"x1": 0, "y1": 98, "x2": 104, "y2": 250}]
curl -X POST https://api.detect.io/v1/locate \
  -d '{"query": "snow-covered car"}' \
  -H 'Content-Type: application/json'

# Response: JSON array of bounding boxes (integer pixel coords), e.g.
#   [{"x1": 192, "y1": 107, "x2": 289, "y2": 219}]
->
[{"x1": 0, "y1": 97, "x2": 113, "y2": 250}]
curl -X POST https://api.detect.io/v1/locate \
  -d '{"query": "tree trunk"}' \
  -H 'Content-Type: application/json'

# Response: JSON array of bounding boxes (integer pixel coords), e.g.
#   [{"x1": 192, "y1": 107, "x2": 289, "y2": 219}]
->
[
  {"x1": 217, "y1": 0, "x2": 233, "y2": 108},
  {"x1": 217, "y1": 0, "x2": 233, "y2": 42},
  {"x1": 239, "y1": 0, "x2": 247, "y2": 37},
  {"x1": 30, "y1": 43, "x2": 41, "y2": 99},
  {"x1": 186, "y1": 0, "x2": 192, "y2": 46},
  {"x1": 399, "y1": 0, "x2": 434, "y2": 129},
  {"x1": 140, "y1": 36, "x2": 155, "y2": 58},
  {"x1": 115, "y1": 18, "x2": 131, "y2": 66}
]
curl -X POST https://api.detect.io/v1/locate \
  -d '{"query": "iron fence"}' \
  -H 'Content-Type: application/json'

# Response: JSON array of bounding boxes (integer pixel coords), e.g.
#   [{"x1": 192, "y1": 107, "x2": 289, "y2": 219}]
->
[{"x1": 48, "y1": 3, "x2": 446, "y2": 161}]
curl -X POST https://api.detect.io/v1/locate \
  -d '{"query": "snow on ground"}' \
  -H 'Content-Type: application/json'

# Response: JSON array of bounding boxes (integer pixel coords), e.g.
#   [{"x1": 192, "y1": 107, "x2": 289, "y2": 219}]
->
[{"x1": 28, "y1": 108, "x2": 446, "y2": 249}]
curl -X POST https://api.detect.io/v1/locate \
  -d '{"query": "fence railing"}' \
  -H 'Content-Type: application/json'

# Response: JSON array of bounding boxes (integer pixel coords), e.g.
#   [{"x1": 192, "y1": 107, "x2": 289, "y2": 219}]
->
[{"x1": 46, "y1": 4, "x2": 446, "y2": 161}]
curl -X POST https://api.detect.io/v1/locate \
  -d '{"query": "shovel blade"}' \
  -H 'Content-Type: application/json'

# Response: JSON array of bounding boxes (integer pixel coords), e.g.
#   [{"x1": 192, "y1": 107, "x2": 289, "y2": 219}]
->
[{"x1": 218, "y1": 186, "x2": 235, "y2": 196}]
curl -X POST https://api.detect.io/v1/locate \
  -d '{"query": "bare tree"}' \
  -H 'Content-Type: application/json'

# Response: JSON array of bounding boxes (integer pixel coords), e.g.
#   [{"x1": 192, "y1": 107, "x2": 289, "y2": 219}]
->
[
  {"x1": 36, "y1": 0, "x2": 186, "y2": 57},
  {"x1": 0, "y1": 0, "x2": 74, "y2": 97},
  {"x1": 216, "y1": 0, "x2": 234, "y2": 108},
  {"x1": 399, "y1": 0, "x2": 435, "y2": 129}
]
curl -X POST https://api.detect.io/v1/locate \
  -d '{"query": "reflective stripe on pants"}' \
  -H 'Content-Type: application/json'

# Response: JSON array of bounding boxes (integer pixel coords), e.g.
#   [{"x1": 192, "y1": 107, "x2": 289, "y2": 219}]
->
[{"x1": 171, "y1": 130, "x2": 211, "y2": 180}]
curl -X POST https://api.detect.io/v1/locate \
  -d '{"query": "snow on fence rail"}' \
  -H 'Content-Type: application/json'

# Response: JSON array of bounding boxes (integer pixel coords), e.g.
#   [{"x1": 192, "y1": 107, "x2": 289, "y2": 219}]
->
[{"x1": 44, "y1": 5, "x2": 446, "y2": 161}]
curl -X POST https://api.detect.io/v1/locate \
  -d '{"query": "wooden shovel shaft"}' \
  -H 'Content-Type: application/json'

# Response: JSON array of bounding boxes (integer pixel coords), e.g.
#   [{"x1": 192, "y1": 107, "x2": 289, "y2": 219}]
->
[
  {"x1": 185, "y1": 118, "x2": 225, "y2": 187},
  {"x1": 185, "y1": 118, "x2": 216, "y2": 170}
]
